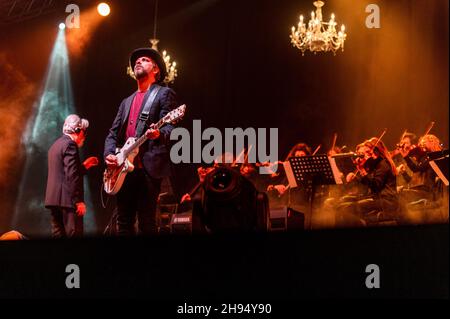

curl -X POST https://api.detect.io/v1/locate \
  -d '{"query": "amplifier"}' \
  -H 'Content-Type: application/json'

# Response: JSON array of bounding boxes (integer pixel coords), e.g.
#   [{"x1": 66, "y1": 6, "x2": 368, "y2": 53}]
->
[
  {"x1": 269, "y1": 206, "x2": 304, "y2": 231},
  {"x1": 170, "y1": 212, "x2": 192, "y2": 234}
]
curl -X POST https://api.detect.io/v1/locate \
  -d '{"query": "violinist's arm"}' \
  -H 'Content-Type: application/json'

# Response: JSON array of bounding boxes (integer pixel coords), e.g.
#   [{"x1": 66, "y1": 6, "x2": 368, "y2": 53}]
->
[
  {"x1": 398, "y1": 165, "x2": 412, "y2": 183},
  {"x1": 359, "y1": 161, "x2": 390, "y2": 193},
  {"x1": 404, "y1": 155, "x2": 428, "y2": 172}
]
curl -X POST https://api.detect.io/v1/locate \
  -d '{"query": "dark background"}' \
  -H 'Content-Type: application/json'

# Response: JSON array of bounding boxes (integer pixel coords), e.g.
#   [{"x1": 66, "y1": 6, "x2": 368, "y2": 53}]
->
[
  {"x1": 0, "y1": 225, "x2": 448, "y2": 299},
  {"x1": 0, "y1": 0, "x2": 448, "y2": 235}
]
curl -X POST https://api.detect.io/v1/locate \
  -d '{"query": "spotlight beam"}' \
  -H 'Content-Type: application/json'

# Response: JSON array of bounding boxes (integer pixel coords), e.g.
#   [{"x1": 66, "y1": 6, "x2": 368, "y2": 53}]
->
[{"x1": 12, "y1": 27, "x2": 97, "y2": 236}]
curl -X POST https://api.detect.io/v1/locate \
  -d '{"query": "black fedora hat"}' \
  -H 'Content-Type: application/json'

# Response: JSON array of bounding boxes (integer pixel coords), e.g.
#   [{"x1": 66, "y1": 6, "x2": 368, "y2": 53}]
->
[{"x1": 129, "y1": 48, "x2": 167, "y2": 83}]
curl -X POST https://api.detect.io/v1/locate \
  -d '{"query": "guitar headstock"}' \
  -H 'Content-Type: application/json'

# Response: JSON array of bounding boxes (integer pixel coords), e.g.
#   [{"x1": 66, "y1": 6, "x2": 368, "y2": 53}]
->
[{"x1": 163, "y1": 104, "x2": 186, "y2": 124}]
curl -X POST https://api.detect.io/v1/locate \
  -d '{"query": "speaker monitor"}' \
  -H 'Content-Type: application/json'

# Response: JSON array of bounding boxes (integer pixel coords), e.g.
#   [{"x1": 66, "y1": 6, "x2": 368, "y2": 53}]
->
[
  {"x1": 268, "y1": 207, "x2": 304, "y2": 231},
  {"x1": 170, "y1": 212, "x2": 192, "y2": 234}
]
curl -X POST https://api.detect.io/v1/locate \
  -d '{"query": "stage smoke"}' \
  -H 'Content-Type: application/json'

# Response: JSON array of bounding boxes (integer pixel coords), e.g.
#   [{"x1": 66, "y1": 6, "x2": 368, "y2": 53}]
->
[
  {"x1": 0, "y1": 54, "x2": 36, "y2": 233},
  {"x1": 11, "y1": 28, "x2": 96, "y2": 236},
  {"x1": 66, "y1": 7, "x2": 106, "y2": 58}
]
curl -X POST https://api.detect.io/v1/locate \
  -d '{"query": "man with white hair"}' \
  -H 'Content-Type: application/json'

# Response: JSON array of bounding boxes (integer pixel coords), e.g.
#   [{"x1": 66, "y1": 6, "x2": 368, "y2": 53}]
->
[{"x1": 44, "y1": 114, "x2": 98, "y2": 237}]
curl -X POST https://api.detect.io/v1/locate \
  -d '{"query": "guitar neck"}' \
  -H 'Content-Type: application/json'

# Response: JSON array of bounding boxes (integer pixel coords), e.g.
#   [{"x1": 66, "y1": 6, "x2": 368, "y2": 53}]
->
[
  {"x1": 123, "y1": 119, "x2": 165, "y2": 158},
  {"x1": 120, "y1": 103, "x2": 186, "y2": 158}
]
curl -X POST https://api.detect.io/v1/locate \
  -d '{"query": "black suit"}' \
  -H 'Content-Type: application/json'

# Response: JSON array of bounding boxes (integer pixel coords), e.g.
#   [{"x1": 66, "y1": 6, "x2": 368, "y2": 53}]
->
[
  {"x1": 45, "y1": 135, "x2": 85, "y2": 237},
  {"x1": 104, "y1": 84, "x2": 177, "y2": 235},
  {"x1": 104, "y1": 84, "x2": 177, "y2": 178}
]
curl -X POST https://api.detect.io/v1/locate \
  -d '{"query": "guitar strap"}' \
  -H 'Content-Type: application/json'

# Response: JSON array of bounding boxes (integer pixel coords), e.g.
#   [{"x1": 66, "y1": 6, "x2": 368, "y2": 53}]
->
[{"x1": 135, "y1": 84, "x2": 162, "y2": 138}]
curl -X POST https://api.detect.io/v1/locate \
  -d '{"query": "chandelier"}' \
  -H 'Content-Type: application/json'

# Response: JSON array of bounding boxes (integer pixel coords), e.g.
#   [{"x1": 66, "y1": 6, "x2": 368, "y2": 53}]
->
[
  {"x1": 149, "y1": 38, "x2": 178, "y2": 84},
  {"x1": 127, "y1": 0, "x2": 178, "y2": 84},
  {"x1": 290, "y1": 0, "x2": 347, "y2": 55}
]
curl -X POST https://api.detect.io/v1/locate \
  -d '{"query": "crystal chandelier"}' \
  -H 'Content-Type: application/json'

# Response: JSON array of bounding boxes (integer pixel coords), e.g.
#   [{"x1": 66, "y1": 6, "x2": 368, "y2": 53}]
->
[
  {"x1": 290, "y1": 0, "x2": 347, "y2": 55},
  {"x1": 127, "y1": 0, "x2": 178, "y2": 84},
  {"x1": 149, "y1": 38, "x2": 178, "y2": 84}
]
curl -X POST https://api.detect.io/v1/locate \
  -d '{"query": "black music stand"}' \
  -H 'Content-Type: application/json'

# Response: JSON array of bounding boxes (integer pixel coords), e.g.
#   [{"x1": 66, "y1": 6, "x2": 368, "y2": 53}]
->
[
  {"x1": 284, "y1": 155, "x2": 343, "y2": 229},
  {"x1": 330, "y1": 153, "x2": 360, "y2": 177},
  {"x1": 428, "y1": 151, "x2": 449, "y2": 187}
]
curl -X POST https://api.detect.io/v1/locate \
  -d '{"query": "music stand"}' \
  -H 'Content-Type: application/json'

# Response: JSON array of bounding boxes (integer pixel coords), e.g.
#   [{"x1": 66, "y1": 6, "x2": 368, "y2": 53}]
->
[
  {"x1": 330, "y1": 153, "x2": 360, "y2": 178},
  {"x1": 428, "y1": 151, "x2": 449, "y2": 187},
  {"x1": 284, "y1": 155, "x2": 342, "y2": 229}
]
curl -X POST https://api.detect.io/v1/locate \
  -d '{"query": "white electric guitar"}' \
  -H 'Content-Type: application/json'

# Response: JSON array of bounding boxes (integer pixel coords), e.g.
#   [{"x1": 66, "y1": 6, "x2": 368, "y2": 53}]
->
[{"x1": 103, "y1": 104, "x2": 186, "y2": 195}]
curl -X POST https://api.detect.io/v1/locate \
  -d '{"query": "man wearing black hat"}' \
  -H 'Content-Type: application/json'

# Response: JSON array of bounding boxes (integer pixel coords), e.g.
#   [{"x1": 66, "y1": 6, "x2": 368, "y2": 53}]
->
[{"x1": 104, "y1": 48, "x2": 177, "y2": 235}]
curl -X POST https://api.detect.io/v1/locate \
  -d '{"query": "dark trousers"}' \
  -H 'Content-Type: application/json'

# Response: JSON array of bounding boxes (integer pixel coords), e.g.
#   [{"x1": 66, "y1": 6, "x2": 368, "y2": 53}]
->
[
  {"x1": 50, "y1": 207, "x2": 83, "y2": 238},
  {"x1": 116, "y1": 169, "x2": 162, "y2": 236}
]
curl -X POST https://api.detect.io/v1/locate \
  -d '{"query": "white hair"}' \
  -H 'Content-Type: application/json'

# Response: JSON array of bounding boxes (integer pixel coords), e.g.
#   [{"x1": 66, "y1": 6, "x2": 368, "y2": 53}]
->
[{"x1": 63, "y1": 114, "x2": 89, "y2": 134}]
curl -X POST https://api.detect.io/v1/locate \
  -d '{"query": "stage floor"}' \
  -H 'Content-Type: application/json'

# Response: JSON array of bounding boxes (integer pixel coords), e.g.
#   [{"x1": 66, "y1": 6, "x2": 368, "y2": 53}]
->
[{"x1": 0, "y1": 224, "x2": 448, "y2": 299}]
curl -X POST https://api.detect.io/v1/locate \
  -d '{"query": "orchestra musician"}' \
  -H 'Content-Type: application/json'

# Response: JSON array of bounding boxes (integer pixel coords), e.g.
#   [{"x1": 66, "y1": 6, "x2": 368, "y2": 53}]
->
[
  {"x1": 266, "y1": 142, "x2": 311, "y2": 198},
  {"x1": 263, "y1": 142, "x2": 312, "y2": 226},
  {"x1": 401, "y1": 134, "x2": 444, "y2": 204},
  {"x1": 323, "y1": 143, "x2": 368, "y2": 226},
  {"x1": 391, "y1": 131, "x2": 418, "y2": 188},
  {"x1": 336, "y1": 137, "x2": 399, "y2": 227}
]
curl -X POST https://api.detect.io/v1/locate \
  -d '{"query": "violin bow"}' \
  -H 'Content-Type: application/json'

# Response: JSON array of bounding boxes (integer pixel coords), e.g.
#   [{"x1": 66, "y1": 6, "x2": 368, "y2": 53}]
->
[
  {"x1": 354, "y1": 128, "x2": 387, "y2": 176},
  {"x1": 424, "y1": 121, "x2": 435, "y2": 136},
  {"x1": 415, "y1": 121, "x2": 435, "y2": 146},
  {"x1": 312, "y1": 144, "x2": 322, "y2": 156},
  {"x1": 233, "y1": 144, "x2": 253, "y2": 166},
  {"x1": 373, "y1": 128, "x2": 388, "y2": 149},
  {"x1": 399, "y1": 129, "x2": 408, "y2": 142},
  {"x1": 331, "y1": 132, "x2": 337, "y2": 152}
]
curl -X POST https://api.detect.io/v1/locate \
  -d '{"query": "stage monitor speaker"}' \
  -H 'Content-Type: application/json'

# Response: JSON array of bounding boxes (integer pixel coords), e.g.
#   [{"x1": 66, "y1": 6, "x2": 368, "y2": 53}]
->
[
  {"x1": 268, "y1": 207, "x2": 304, "y2": 231},
  {"x1": 170, "y1": 212, "x2": 192, "y2": 234},
  {"x1": 287, "y1": 207, "x2": 305, "y2": 230}
]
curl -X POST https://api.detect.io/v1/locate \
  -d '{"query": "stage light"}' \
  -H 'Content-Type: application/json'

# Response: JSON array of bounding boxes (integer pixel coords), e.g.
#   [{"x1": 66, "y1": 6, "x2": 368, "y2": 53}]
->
[
  {"x1": 12, "y1": 27, "x2": 97, "y2": 236},
  {"x1": 59, "y1": 22, "x2": 66, "y2": 30},
  {"x1": 0, "y1": 230, "x2": 27, "y2": 240},
  {"x1": 97, "y1": 3, "x2": 110, "y2": 16},
  {"x1": 192, "y1": 166, "x2": 268, "y2": 233}
]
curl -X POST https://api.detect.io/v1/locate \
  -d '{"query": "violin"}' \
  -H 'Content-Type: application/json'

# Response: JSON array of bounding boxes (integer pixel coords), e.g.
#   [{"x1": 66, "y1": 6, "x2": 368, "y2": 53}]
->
[
  {"x1": 354, "y1": 150, "x2": 375, "y2": 173},
  {"x1": 401, "y1": 121, "x2": 435, "y2": 159},
  {"x1": 353, "y1": 129, "x2": 387, "y2": 177},
  {"x1": 256, "y1": 160, "x2": 285, "y2": 177},
  {"x1": 390, "y1": 142, "x2": 412, "y2": 157},
  {"x1": 389, "y1": 129, "x2": 412, "y2": 157},
  {"x1": 405, "y1": 144, "x2": 427, "y2": 159}
]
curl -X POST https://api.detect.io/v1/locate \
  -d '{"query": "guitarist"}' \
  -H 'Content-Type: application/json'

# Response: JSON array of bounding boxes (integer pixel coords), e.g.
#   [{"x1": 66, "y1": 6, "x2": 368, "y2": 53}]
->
[{"x1": 104, "y1": 48, "x2": 177, "y2": 236}]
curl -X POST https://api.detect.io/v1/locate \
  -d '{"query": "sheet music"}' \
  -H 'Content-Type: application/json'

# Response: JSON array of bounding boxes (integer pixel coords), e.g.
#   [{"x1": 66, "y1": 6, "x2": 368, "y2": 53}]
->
[
  {"x1": 429, "y1": 160, "x2": 449, "y2": 186},
  {"x1": 328, "y1": 157, "x2": 344, "y2": 184},
  {"x1": 283, "y1": 160, "x2": 298, "y2": 189}
]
